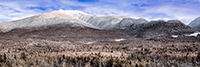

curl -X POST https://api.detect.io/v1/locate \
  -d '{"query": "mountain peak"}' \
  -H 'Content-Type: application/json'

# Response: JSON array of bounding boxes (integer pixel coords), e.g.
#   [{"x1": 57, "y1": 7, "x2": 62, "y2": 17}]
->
[
  {"x1": 0, "y1": 10, "x2": 97, "y2": 32},
  {"x1": 41, "y1": 10, "x2": 77, "y2": 19},
  {"x1": 53, "y1": 9, "x2": 89, "y2": 16},
  {"x1": 188, "y1": 17, "x2": 200, "y2": 31}
]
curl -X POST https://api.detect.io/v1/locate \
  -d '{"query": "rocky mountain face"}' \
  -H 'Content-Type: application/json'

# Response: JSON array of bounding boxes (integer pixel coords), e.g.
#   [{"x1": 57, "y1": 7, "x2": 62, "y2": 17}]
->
[{"x1": 188, "y1": 17, "x2": 200, "y2": 31}]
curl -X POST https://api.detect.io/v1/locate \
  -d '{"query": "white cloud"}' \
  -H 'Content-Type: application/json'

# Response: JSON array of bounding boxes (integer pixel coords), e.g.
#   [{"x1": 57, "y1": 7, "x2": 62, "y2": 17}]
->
[
  {"x1": 0, "y1": 2, "x2": 46, "y2": 22},
  {"x1": 143, "y1": 5, "x2": 200, "y2": 24}
]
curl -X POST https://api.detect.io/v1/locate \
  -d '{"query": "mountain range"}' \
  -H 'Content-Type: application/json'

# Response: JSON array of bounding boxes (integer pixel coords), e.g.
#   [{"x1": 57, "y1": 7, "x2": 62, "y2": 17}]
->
[{"x1": 0, "y1": 9, "x2": 199, "y2": 40}]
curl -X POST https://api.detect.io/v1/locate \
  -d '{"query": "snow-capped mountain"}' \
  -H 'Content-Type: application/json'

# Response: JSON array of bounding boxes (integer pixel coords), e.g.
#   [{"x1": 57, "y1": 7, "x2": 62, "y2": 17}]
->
[
  {"x1": 0, "y1": 10, "x2": 97, "y2": 32},
  {"x1": 188, "y1": 17, "x2": 200, "y2": 31}
]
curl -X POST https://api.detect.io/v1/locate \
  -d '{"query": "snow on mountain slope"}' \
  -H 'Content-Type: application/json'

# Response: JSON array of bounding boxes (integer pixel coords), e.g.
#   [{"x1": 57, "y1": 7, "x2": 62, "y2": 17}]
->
[
  {"x1": 188, "y1": 17, "x2": 200, "y2": 31},
  {"x1": 0, "y1": 10, "x2": 97, "y2": 32},
  {"x1": 64, "y1": 10, "x2": 123, "y2": 29},
  {"x1": 61, "y1": 10, "x2": 148, "y2": 30}
]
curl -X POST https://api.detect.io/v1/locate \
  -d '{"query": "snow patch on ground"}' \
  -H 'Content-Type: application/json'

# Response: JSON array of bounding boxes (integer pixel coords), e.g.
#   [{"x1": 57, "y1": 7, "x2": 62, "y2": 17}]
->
[
  {"x1": 78, "y1": 41, "x2": 96, "y2": 44},
  {"x1": 185, "y1": 32, "x2": 200, "y2": 37},
  {"x1": 84, "y1": 42, "x2": 96, "y2": 44},
  {"x1": 114, "y1": 39, "x2": 126, "y2": 42},
  {"x1": 171, "y1": 35, "x2": 178, "y2": 38}
]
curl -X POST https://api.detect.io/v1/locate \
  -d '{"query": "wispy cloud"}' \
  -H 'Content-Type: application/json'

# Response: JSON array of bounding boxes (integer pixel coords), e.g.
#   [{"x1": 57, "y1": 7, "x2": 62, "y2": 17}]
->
[
  {"x1": 0, "y1": 1, "x2": 45, "y2": 22},
  {"x1": 0, "y1": 0, "x2": 200, "y2": 24}
]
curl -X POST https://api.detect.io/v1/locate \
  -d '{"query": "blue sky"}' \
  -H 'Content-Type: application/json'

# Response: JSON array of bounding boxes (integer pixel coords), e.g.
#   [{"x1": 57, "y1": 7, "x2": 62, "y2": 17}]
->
[{"x1": 0, "y1": 0, "x2": 200, "y2": 24}]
